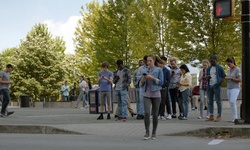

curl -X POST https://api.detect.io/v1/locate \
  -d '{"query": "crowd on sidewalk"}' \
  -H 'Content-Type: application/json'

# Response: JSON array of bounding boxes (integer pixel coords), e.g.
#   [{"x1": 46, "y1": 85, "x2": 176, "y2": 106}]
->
[
  {"x1": 0, "y1": 54, "x2": 242, "y2": 140},
  {"x1": 93, "y1": 54, "x2": 241, "y2": 140}
]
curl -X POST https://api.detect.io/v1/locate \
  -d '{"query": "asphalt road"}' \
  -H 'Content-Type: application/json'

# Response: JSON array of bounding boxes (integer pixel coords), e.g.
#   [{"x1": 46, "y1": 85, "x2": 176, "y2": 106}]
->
[{"x1": 0, "y1": 134, "x2": 249, "y2": 150}]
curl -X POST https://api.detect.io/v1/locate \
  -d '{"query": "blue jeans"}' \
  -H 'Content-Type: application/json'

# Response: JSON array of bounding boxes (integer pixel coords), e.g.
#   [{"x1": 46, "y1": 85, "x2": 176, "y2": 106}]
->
[
  {"x1": 199, "y1": 89, "x2": 209, "y2": 117},
  {"x1": 62, "y1": 95, "x2": 69, "y2": 101},
  {"x1": 0, "y1": 89, "x2": 10, "y2": 114},
  {"x1": 136, "y1": 88, "x2": 144, "y2": 115},
  {"x1": 168, "y1": 90, "x2": 171, "y2": 103},
  {"x1": 207, "y1": 84, "x2": 222, "y2": 116},
  {"x1": 84, "y1": 92, "x2": 88, "y2": 106},
  {"x1": 75, "y1": 91, "x2": 86, "y2": 107},
  {"x1": 115, "y1": 90, "x2": 128, "y2": 117},
  {"x1": 179, "y1": 89, "x2": 190, "y2": 118}
]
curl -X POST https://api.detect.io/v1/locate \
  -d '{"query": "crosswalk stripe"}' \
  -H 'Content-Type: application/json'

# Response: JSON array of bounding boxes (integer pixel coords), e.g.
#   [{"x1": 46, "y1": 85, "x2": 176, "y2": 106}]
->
[{"x1": 208, "y1": 139, "x2": 224, "y2": 145}]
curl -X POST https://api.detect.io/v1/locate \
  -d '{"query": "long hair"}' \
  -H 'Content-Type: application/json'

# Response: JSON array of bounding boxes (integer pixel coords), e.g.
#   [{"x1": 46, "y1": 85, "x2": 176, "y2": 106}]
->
[
  {"x1": 179, "y1": 64, "x2": 190, "y2": 73},
  {"x1": 155, "y1": 56, "x2": 165, "y2": 67},
  {"x1": 226, "y1": 57, "x2": 236, "y2": 66}
]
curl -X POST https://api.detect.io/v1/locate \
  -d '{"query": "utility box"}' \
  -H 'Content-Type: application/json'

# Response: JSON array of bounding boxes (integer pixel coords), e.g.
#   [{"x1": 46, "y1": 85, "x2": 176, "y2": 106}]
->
[{"x1": 89, "y1": 87, "x2": 113, "y2": 114}]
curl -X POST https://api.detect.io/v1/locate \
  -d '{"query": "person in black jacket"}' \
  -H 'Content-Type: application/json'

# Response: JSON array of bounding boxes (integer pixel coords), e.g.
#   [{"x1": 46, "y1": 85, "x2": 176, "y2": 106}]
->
[{"x1": 156, "y1": 56, "x2": 171, "y2": 120}]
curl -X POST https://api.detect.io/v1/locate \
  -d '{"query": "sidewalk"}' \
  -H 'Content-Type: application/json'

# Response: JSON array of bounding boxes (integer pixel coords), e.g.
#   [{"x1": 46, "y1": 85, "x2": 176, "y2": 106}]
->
[{"x1": 1, "y1": 103, "x2": 249, "y2": 137}]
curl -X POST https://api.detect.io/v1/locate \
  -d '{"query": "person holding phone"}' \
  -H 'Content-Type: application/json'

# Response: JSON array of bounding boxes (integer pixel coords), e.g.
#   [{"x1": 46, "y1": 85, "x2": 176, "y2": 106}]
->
[
  {"x1": 133, "y1": 59, "x2": 145, "y2": 120},
  {"x1": 206, "y1": 55, "x2": 226, "y2": 122},
  {"x1": 113, "y1": 60, "x2": 131, "y2": 121},
  {"x1": 176, "y1": 64, "x2": 192, "y2": 120},
  {"x1": 198, "y1": 59, "x2": 210, "y2": 119},
  {"x1": 225, "y1": 57, "x2": 241, "y2": 123},
  {"x1": 0, "y1": 64, "x2": 14, "y2": 118},
  {"x1": 97, "y1": 62, "x2": 113, "y2": 120},
  {"x1": 156, "y1": 56, "x2": 171, "y2": 120},
  {"x1": 141, "y1": 54, "x2": 163, "y2": 140},
  {"x1": 169, "y1": 57, "x2": 182, "y2": 119}
]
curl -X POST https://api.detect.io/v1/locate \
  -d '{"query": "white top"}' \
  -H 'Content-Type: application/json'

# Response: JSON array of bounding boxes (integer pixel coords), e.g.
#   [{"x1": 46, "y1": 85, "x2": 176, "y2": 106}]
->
[
  {"x1": 164, "y1": 65, "x2": 171, "y2": 71},
  {"x1": 79, "y1": 80, "x2": 87, "y2": 92},
  {"x1": 179, "y1": 72, "x2": 192, "y2": 92},
  {"x1": 209, "y1": 66, "x2": 217, "y2": 86}
]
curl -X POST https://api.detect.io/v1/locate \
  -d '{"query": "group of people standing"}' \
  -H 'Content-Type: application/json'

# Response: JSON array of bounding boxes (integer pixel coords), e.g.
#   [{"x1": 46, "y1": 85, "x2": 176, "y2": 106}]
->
[
  {"x1": 96, "y1": 54, "x2": 193, "y2": 139},
  {"x1": 96, "y1": 54, "x2": 242, "y2": 140},
  {"x1": 0, "y1": 54, "x2": 243, "y2": 140},
  {"x1": 60, "y1": 76, "x2": 92, "y2": 109},
  {"x1": 202, "y1": 56, "x2": 241, "y2": 123}
]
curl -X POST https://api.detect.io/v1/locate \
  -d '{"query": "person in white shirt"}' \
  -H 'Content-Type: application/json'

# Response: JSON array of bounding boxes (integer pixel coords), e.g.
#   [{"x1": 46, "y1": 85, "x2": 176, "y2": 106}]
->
[
  {"x1": 61, "y1": 81, "x2": 70, "y2": 101},
  {"x1": 176, "y1": 64, "x2": 192, "y2": 120},
  {"x1": 75, "y1": 76, "x2": 87, "y2": 108}
]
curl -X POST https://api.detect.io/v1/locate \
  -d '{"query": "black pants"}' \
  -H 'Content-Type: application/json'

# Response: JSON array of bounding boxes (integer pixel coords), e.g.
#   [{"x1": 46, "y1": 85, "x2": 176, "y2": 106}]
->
[
  {"x1": 159, "y1": 88, "x2": 171, "y2": 116},
  {"x1": 169, "y1": 88, "x2": 183, "y2": 115},
  {"x1": 144, "y1": 97, "x2": 161, "y2": 135}
]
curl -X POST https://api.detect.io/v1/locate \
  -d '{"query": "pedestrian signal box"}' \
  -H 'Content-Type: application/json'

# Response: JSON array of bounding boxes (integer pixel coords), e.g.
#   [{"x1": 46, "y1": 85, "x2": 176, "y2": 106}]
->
[{"x1": 214, "y1": 0, "x2": 235, "y2": 18}]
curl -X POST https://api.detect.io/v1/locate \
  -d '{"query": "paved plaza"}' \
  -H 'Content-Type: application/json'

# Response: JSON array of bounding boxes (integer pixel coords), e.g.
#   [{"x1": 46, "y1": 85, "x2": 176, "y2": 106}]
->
[{"x1": 0, "y1": 103, "x2": 249, "y2": 150}]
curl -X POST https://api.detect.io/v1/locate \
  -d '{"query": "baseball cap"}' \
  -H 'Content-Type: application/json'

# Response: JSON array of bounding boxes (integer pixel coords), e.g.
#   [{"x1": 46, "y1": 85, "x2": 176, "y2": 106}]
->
[{"x1": 210, "y1": 55, "x2": 217, "y2": 61}]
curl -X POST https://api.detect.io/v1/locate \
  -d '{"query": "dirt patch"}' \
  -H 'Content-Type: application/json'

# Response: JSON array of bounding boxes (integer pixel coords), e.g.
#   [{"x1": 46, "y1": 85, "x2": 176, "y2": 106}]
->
[{"x1": 166, "y1": 127, "x2": 250, "y2": 139}]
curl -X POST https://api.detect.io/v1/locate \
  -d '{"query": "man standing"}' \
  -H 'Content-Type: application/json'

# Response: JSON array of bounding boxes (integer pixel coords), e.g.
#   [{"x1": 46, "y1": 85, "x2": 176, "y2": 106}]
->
[
  {"x1": 97, "y1": 62, "x2": 113, "y2": 120},
  {"x1": 61, "y1": 81, "x2": 70, "y2": 101},
  {"x1": 113, "y1": 60, "x2": 131, "y2": 121},
  {"x1": 206, "y1": 55, "x2": 226, "y2": 122},
  {"x1": 0, "y1": 64, "x2": 14, "y2": 117},
  {"x1": 133, "y1": 59, "x2": 145, "y2": 120},
  {"x1": 169, "y1": 57, "x2": 182, "y2": 118}
]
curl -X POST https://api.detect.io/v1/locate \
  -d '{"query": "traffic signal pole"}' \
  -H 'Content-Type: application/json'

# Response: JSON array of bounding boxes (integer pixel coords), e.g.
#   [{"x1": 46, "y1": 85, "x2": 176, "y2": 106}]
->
[{"x1": 241, "y1": 0, "x2": 250, "y2": 123}]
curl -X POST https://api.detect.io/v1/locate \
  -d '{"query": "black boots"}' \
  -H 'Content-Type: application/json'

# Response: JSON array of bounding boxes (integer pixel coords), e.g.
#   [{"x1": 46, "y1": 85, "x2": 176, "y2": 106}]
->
[
  {"x1": 107, "y1": 113, "x2": 111, "y2": 120},
  {"x1": 97, "y1": 113, "x2": 104, "y2": 120},
  {"x1": 97, "y1": 113, "x2": 111, "y2": 120}
]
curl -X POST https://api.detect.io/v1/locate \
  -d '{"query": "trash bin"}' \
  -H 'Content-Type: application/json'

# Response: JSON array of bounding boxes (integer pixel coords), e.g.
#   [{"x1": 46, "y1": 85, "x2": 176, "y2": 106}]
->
[
  {"x1": 89, "y1": 87, "x2": 99, "y2": 114},
  {"x1": 20, "y1": 95, "x2": 30, "y2": 107},
  {"x1": 88, "y1": 87, "x2": 113, "y2": 114}
]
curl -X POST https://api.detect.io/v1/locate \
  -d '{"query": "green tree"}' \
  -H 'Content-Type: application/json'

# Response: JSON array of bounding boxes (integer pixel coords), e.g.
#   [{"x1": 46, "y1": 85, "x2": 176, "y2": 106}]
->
[
  {"x1": 131, "y1": 0, "x2": 175, "y2": 57},
  {"x1": 0, "y1": 47, "x2": 17, "y2": 69},
  {"x1": 74, "y1": 2, "x2": 102, "y2": 80},
  {"x1": 168, "y1": 0, "x2": 241, "y2": 65},
  {"x1": 75, "y1": 0, "x2": 140, "y2": 75},
  {"x1": 10, "y1": 24, "x2": 67, "y2": 101}
]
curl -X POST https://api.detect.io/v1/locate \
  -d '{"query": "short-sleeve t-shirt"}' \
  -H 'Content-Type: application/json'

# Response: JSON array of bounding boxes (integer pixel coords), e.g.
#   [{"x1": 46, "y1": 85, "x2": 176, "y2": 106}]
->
[
  {"x1": 0, "y1": 71, "x2": 10, "y2": 90},
  {"x1": 227, "y1": 67, "x2": 241, "y2": 89},
  {"x1": 98, "y1": 70, "x2": 113, "y2": 91},
  {"x1": 209, "y1": 66, "x2": 217, "y2": 86}
]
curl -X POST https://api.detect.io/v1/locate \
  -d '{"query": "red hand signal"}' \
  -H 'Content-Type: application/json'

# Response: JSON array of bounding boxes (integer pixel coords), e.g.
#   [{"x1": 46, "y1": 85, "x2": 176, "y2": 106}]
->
[{"x1": 216, "y1": 3, "x2": 223, "y2": 16}]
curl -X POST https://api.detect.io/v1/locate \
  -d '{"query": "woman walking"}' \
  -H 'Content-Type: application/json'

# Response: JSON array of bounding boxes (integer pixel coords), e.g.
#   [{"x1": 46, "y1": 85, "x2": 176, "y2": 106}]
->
[
  {"x1": 176, "y1": 64, "x2": 192, "y2": 120},
  {"x1": 141, "y1": 54, "x2": 163, "y2": 140},
  {"x1": 225, "y1": 57, "x2": 241, "y2": 123}
]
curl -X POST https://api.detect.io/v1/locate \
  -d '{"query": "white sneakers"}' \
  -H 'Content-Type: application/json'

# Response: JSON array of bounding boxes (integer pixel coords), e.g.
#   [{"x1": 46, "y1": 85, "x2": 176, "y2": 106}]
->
[
  {"x1": 158, "y1": 114, "x2": 172, "y2": 120},
  {"x1": 165, "y1": 114, "x2": 172, "y2": 120}
]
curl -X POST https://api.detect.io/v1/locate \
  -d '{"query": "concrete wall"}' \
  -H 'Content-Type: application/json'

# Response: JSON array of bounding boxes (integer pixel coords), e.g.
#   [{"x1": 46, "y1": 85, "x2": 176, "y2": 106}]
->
[{"x1": 7, "y1": 88, "x2": 242, "y2": 109}]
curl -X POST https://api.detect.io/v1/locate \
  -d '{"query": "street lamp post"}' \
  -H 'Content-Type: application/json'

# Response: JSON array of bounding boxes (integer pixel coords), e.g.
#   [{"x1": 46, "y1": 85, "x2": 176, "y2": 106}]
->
[{"x1": 241, "y1": 0, "x2": 250, "y2": 123}]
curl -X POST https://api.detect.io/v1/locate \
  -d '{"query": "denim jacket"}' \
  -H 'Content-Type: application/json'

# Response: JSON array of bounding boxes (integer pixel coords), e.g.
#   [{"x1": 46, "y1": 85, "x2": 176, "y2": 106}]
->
[
  {"x1": 207, "y1": 64, "x2": 226, "y2": 86},
  {"x1": 140, "y1": 66, "x2": 163, "y2": 92}
]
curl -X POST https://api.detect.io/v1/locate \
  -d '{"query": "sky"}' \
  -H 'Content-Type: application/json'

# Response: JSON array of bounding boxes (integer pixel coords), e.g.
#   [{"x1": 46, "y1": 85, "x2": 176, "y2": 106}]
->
[
  {"x1": 0, "y1": 0, "x2": 200, "y2": 75},
  {"x1": 0, "y1": 0, "x2": 95, "y2": 54}
]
